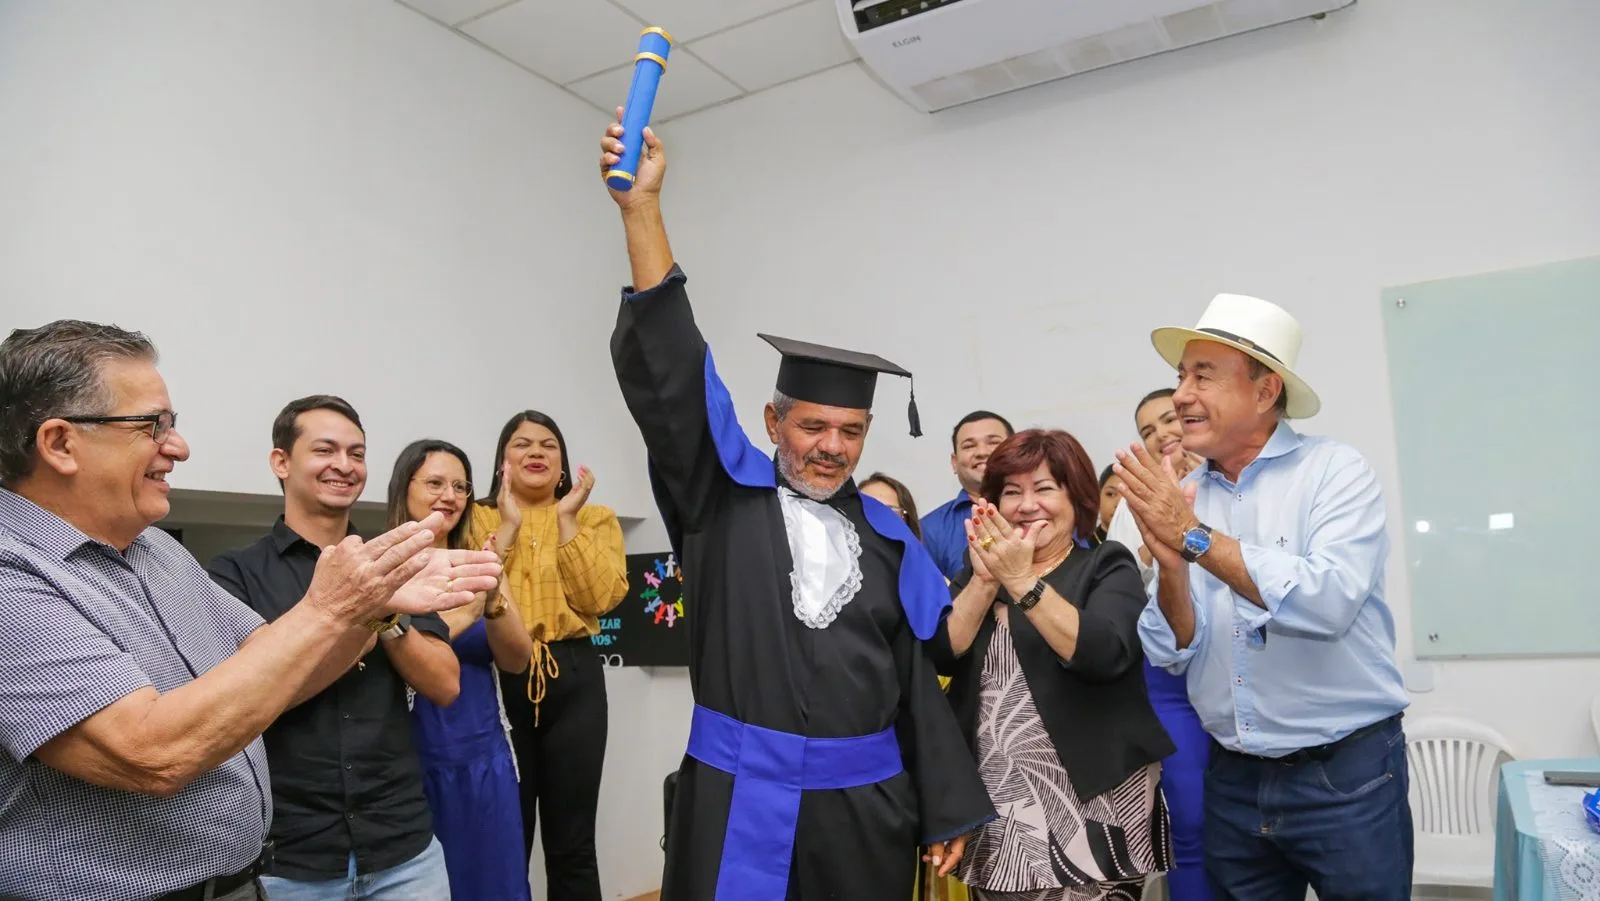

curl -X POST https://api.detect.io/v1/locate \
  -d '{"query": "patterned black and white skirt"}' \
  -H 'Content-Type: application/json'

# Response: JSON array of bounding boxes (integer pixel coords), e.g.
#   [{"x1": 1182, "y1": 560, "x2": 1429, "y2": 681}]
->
[{"x1": 955, "y1": 616, "x2": 1172, "y2": 901}]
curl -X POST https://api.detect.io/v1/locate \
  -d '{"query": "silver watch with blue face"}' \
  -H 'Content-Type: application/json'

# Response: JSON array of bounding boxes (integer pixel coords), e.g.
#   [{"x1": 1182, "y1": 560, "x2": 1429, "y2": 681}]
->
[{"x1": 1180, "y1": 523, "x2": 1213, "y2": 562}]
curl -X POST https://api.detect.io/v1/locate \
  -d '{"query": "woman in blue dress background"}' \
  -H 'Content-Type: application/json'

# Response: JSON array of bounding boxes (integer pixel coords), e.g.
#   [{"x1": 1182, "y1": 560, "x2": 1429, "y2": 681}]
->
[{"x1": 387, "y1": 439, "x2": 535, "y2": 901}]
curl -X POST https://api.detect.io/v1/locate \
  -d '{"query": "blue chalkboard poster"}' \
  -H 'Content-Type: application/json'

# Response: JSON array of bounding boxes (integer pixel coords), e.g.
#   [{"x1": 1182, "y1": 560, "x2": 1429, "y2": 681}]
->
[{"x1": 592, "y1": 551, "x2": 689, "y2": 667}]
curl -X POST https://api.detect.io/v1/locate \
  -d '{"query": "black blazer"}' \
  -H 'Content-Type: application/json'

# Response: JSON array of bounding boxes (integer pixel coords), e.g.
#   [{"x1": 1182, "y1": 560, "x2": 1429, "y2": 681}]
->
[{"x1": 931, "y1": 539, "x2": 1176, "y2": 802}]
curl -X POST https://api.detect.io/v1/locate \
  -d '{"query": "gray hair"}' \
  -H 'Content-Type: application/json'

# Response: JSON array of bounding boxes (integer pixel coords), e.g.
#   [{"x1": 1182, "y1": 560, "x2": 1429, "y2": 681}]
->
[
  {"x1": 771, "y1": 389, "x2": 797, "y2": 422},
  {"x1": 0, "y1": 320, "x2": 157, "y2": 485},
  {"x1": 1245, "y1": 358, "x2": 1290, "y2": 418}
]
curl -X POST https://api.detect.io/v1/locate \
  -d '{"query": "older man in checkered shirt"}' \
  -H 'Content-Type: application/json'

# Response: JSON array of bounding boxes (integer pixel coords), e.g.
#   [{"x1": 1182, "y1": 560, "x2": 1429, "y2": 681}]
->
[{"x1": 0, "y1": 321, "x2": 501, "y2": 901}]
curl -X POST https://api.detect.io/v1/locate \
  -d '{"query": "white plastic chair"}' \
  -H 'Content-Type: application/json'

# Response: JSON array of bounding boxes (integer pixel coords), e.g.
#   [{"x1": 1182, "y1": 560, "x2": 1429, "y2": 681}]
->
[{"x1": 1404, "y1": 716, "x2": 1516, "y2": 889}]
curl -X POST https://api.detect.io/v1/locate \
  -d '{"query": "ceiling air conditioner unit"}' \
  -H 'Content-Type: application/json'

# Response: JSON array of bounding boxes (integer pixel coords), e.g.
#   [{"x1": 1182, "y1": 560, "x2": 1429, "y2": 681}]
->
[{"x1": 839, "y1": 0, "x2": 1355, "y2": 113}]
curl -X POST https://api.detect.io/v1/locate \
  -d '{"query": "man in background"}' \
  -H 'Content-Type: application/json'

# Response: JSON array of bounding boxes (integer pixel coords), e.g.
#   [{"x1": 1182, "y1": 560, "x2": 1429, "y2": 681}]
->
[
  {"x1": 208, "y1": 395, "x2": 464, "y2": 900},
  {"x1": 919, "y1": 410, "x2": 1013, "y2": 579},
  {"x1": 1121, "y1": 294, "x2": 1411, "y2": 901},
  {"x1": 0, "y1": 322, "x2": 495, "y2": 901}
]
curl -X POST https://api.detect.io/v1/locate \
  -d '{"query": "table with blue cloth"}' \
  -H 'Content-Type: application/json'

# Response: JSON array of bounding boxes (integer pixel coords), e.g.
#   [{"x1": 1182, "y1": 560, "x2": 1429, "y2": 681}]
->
[{"x1": 1494, "y1": 758, "x2": 1600, "y2": 901}]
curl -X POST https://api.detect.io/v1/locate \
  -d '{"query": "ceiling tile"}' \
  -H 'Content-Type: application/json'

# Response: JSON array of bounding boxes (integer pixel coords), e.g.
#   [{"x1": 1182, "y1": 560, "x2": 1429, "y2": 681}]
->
[
  {"x1": 612, "y1": 0, "x2": 803, "y2": 43},
  {"x1": 567, "y1": 51, "x2": 744, "y2": 122},
  {"x1": 396, "y1": 0, "x2": 511, "y2": 27},
  {"x1": 686, "y1": 0, "x2": 856, "y2": 93},
  {"x1": 460, "y1": 0, "x2": 649, "y2": 85}
]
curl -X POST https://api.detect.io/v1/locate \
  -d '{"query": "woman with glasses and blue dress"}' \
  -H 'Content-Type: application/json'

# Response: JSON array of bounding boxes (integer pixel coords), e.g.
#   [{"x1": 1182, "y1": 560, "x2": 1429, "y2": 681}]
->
[{"x1": 387, "y1": 439, "x2": 535, "y2": 901}]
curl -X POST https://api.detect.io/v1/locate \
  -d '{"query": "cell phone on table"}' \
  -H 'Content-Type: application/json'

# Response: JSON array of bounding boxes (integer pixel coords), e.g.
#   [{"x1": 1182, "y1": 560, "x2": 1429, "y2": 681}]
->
[{"x1": 1543, "y1": 770, "x2": 1600, "y2": 787}]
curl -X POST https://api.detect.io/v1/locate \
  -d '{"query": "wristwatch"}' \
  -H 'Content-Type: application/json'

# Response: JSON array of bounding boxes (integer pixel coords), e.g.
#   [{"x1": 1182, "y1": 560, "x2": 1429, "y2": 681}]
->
[
  {"x1": 368, "y1": 613, "x2": 408, "y2": 641},
  {"x1": 1180, "y1": 522, "x2": 1214, "y2": 562},
  {"x1": 1012, "y1": 579, "x2": 1046, "y2": 611}
]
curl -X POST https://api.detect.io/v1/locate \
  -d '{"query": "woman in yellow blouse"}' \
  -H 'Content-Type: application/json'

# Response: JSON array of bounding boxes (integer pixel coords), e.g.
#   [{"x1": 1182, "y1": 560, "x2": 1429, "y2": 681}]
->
[{"x1": 467, "y1": 410, "x2": 628, "y2": 901}]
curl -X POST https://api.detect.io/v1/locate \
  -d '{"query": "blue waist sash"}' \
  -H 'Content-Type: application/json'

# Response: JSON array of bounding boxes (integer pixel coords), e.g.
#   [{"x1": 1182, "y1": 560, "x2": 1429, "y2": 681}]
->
[{"x1": 686, "y1": 704, "x2": 904, "y2": 900}]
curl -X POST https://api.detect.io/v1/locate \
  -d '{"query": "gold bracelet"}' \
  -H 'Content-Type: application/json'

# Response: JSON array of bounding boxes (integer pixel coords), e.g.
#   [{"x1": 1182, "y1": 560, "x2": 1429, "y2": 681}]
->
[{"x1": 365, "y1": 613, "x2": 401, "y2": 633}]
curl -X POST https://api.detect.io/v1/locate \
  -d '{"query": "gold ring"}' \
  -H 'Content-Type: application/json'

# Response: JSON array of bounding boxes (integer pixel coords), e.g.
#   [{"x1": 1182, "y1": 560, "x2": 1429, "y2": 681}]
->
[{"x1": 979, "y1": 536, "x2": 996, "y2": 550}]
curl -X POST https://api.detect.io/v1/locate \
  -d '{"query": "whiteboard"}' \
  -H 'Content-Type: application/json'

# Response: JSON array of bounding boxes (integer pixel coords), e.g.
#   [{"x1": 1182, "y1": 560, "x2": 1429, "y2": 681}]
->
[{"x1": 1381, "y1": 255, "x2": 1600, "y2": 658}]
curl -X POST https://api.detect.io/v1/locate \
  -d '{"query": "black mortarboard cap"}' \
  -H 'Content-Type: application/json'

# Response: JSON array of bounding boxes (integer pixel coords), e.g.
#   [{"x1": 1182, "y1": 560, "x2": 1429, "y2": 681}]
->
[{"x1": 758, "y1": 333, "x2": 922, "y2": 437}]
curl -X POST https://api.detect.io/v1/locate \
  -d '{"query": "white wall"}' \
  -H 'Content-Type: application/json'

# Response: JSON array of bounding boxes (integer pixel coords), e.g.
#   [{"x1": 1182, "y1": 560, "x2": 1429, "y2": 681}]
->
[
  {"x1": 0, "y1": 0, "x2": 658, "y2": 517},
  {"x1": 0, "y1": 2, "x2": 674, "y2": 897},
  {"x1": 654, "y1": 0, "x2": 1600, "y2": 759}
]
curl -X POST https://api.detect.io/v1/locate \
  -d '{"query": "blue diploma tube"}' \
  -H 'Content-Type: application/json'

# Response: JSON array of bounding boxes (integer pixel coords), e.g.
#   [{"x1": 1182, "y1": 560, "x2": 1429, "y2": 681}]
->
[{"x1": 606, "y1": 26, "x2": 673, "y2": 192}]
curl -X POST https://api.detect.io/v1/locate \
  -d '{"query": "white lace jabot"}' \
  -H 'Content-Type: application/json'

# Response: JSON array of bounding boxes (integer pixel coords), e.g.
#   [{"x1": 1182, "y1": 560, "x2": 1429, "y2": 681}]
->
[{"x1": 777, "y1": 488, "x2": 864, "y2": 630}]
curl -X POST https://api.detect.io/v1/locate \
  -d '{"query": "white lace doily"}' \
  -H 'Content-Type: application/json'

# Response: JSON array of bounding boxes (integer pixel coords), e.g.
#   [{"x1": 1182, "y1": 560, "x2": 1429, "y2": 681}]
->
[
  {"x1": 778, "y1": 489, "x2": 863, "y2": 630},
  {"x1": 1524, "y1": 770, "x2": 1600, "y2": 901}
]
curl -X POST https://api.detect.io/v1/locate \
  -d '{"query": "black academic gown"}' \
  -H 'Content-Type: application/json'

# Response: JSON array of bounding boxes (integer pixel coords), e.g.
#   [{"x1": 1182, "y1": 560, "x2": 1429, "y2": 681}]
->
[{"x1": 610, "y1": 264, "x2": 995, "y2": 901}]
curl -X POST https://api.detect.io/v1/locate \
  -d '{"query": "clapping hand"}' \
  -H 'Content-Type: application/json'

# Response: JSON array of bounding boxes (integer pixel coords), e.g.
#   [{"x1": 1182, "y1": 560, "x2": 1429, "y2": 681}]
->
[
  {"x1": 388, "y1": 537, "x2": 503, "y2": 616},
  {"x1": 966, "y1": 537, "x2": 998, "y2": 586},
  {"x1": 308, "y1": 511, "x2": 501, "y2": 623},
  {"x1": 556, "y1": 466, "x2": 596, "y2": 518},
  {"x1": 966, "y1": 500, "x2": 1044, "y2": 595},
  {"x1": 1113, "y1": 442, "x2": 1199, "y2": 569},
  {"x1": 496, "y1": 462, "x2": 522, "y2": 532}
]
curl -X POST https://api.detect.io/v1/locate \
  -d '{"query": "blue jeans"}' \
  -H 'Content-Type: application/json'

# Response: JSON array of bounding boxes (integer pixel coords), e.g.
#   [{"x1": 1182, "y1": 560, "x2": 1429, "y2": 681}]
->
[
  {"x1": 1202, "y1": 717, "x2": 1413, "y2": 901},
  {"x1": 259, "y1": 837, "x2": 451, "y2": 901}
]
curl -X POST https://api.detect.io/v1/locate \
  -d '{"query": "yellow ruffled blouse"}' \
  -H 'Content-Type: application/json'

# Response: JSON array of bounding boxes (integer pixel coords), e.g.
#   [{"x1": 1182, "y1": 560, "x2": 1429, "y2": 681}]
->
[{"x1": 466, "y1": 502, "x2": 629, "y2": 712}]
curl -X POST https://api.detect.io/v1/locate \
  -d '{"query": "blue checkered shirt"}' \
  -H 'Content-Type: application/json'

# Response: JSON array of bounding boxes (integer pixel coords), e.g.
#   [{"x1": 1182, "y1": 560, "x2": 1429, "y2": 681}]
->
[{"x1": 0, "y1": 488, "x2": 272, "y2": 901}]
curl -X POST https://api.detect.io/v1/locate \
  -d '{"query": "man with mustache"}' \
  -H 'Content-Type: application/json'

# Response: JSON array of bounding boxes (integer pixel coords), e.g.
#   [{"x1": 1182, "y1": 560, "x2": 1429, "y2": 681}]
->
[{"x1": 599, "y1": 114, "x2": 993, "y2": 901}]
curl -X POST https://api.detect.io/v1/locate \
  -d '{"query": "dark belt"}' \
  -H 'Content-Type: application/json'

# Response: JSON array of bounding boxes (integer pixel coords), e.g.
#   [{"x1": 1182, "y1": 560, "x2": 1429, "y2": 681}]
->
[
  {"x1": 1216, "y1": 713, "x2": 1402, "y2": 766},
  {"x1": 156, "y1": 842, "x2": 272, "y2": 901}
]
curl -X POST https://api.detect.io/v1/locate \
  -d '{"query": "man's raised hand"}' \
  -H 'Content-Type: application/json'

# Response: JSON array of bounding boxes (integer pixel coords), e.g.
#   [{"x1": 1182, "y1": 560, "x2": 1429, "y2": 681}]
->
[{"x1": 600, "y1": 106, "x2": 665, "y2": 207}]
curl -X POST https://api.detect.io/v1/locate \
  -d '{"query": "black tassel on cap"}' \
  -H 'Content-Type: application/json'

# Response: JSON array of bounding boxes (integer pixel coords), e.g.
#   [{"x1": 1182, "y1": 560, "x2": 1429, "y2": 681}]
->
[{"x1": 907, "y1": 377, "x2": 922, "y2": 438}]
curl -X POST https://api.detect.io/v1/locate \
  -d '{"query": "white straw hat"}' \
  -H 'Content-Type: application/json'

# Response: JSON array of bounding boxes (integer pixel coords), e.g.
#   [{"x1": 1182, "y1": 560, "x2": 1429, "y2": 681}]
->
[{"x1": 1150, "y1": 293, "x2": 1321, "y2": 419}]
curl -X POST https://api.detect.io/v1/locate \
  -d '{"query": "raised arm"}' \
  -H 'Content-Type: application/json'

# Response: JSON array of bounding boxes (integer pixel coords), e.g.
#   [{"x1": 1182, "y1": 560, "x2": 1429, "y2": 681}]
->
[
  {"x1": 601, "y1": 108, "x2": 730, "y2": 532},
  {"x1": 18, "y1": 514, "x2": 496, "y2": 797}
]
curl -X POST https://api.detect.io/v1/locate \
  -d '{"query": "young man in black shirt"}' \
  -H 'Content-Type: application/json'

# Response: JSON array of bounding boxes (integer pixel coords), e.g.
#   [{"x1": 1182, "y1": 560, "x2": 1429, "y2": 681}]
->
[{"x1": 209, "y1": 395, "x2": 462, "y2": 899}]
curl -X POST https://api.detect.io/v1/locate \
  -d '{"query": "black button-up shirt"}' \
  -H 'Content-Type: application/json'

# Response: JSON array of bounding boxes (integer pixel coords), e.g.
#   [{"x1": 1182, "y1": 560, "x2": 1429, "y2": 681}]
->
[{"x1": 206, "y1": 517, "x2": 448, "y2": 880}]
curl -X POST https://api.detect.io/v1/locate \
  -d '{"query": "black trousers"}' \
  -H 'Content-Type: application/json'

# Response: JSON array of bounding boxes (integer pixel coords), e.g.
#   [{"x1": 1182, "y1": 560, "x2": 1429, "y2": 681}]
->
[{"x1": 498, "y1": 636, "x2": 609, "y2": 901}]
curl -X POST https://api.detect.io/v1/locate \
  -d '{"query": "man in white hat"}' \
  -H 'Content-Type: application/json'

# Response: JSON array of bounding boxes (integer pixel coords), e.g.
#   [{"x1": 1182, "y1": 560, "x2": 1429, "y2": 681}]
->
[{"x1": 1114, "y1": 294, "x2": 1412, "y2": 900}]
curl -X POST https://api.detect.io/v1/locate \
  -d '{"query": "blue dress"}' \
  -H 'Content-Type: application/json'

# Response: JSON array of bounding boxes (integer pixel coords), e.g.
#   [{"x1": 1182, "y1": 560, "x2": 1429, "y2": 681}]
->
[
  {"x1": 411, "y1": 619, "x2": 531, "y2": 901},
  {"x1": 1145, "y1": 658, "x2": 1214, "y2": 901}
]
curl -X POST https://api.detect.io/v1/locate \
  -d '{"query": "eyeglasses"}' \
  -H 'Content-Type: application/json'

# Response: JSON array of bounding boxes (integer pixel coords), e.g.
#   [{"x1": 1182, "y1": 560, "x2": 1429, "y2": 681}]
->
[
  {"x1": 413, "y1": 476, "x2": 472, "y2": 498},
  {"x1": 62, "y1": 411, "x2": 178, "y2": 444}
]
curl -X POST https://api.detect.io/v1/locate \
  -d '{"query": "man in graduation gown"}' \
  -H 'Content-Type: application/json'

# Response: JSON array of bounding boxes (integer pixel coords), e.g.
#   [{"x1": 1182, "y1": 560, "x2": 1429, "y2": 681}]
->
[{"x1": 598, "y1": 115, "x2": 995, "y2": 901}]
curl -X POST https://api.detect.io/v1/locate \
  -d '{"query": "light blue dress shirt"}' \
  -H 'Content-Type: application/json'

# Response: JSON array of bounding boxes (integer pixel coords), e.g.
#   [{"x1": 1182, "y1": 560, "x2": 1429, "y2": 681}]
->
[{"x1": 1137, "y1": 421, "x2": 1409, "y2": 757}]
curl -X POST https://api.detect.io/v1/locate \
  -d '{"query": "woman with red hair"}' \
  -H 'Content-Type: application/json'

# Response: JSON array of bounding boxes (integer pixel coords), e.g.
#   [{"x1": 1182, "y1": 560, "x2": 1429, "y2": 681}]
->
[{"x1": 933, "y1": 429, "x2": 1175, "y2": 901}]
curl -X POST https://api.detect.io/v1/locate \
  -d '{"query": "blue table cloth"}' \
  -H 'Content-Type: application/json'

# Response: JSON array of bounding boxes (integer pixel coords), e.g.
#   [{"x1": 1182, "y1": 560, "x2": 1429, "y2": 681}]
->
[{"x1": 1495, "y1": 758, "x2": 1600, "y2": 901}]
